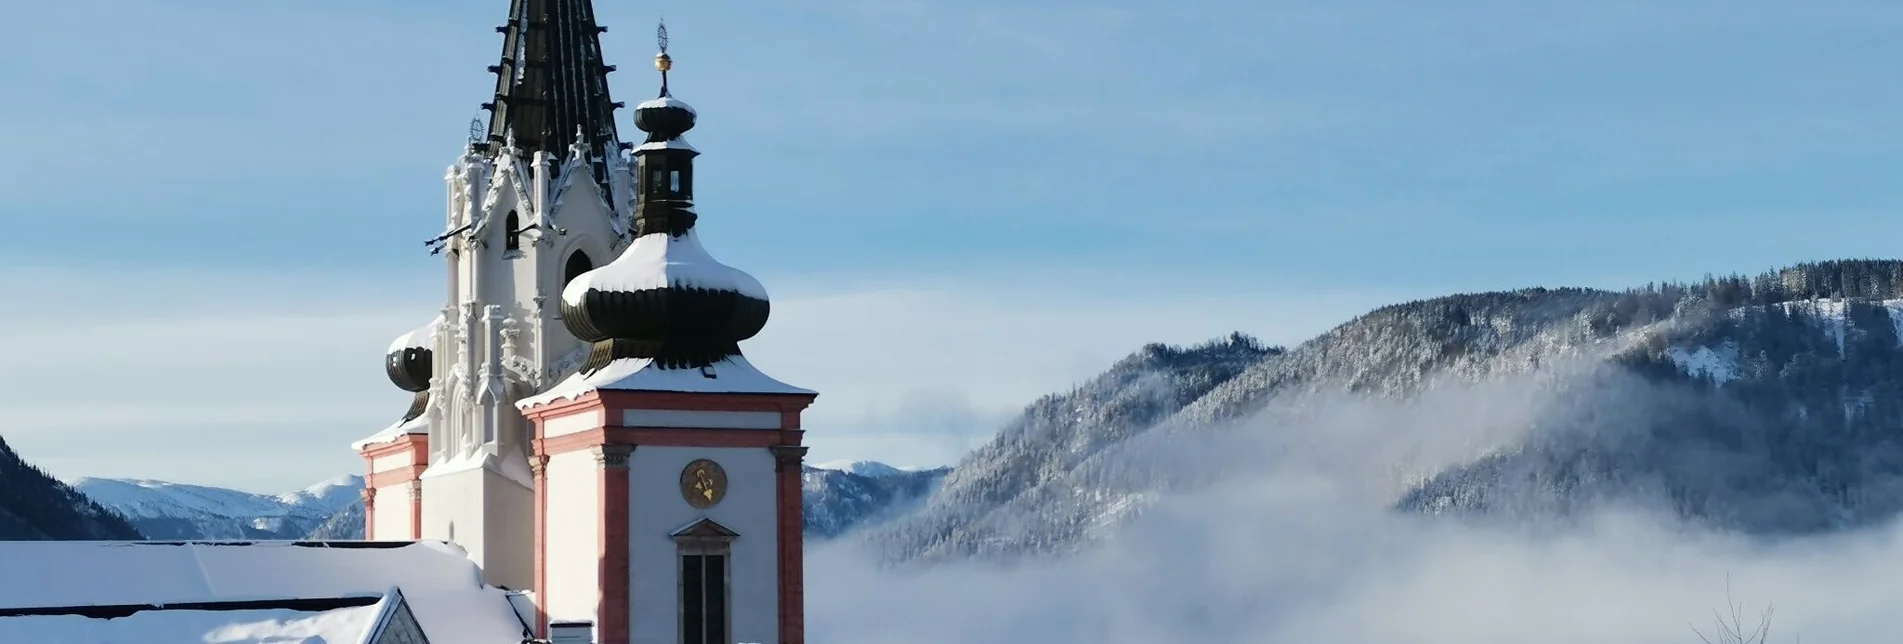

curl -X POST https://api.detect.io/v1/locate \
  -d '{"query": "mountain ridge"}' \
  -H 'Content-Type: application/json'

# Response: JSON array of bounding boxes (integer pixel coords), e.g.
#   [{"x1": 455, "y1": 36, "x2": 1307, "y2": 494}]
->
[
  {"x1": 74, "y1": 462, "x2": 944, "y2": 541},
  {"x1": 863, "y1": 259, "x2": 1903, "y2": 563},
  {"x1": 74, "y1": 475, "x2": 365, "y2": 540}
]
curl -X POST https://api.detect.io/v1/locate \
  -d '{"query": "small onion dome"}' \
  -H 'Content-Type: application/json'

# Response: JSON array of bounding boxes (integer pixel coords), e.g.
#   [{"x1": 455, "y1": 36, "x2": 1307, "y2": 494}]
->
[
  {"x1": 559, "y1": 228, "x2": 769, "y2": 370},
  {"x1": 384, "y1": 316, "x2": 440, "y2": 393},
  {"x1": 634, "y1": 95, "x2": 697, "y2": 142}
]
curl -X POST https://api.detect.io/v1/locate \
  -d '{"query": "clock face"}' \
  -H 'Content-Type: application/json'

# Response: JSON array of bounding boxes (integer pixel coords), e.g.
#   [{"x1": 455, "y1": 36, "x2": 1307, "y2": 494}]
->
[{"x1": 679, "y1": 459, "x2": 728, "y2": 509}]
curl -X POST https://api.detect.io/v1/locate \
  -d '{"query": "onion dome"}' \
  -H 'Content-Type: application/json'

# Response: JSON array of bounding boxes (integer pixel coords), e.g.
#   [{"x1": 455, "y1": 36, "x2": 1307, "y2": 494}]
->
[
  {"x1": 559, "y1": 32, "x2": 769, "y2": 375},
  {"x1": 635, "y1": 95, "x2": 696, "y2": 142},
  {"x1": 384, "y1": 317, "x2": 440, "y2": 393},
  {"x1": 560, "y1": 229, "x2": 770, "y2": 372}
]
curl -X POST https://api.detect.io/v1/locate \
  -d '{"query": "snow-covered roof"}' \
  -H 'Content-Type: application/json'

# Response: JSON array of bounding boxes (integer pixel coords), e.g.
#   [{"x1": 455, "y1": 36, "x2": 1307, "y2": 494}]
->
[
  {"x1": 560, "y1": 228, "x2": 769, "y2": 305},
  {"x1": 0, "y1": 540, "x2": 529, "y2": 644},
  {"x1": 0, "y1": 599, "x2": 387, "y2": 644},
  {"x1": 386, "y1": 315, "x2": 442, "y2": 355},
  {"x1": 635, "y1": 137, "x2": 699, "y2": 153},
  {"x1": 518, "y1": 355, "x2": 816, "y2": 408},
  {"x1": 351, "y1": 413, "x2": 429, "y2": 451},
  {"x1": 638, "y1": 95, "x2": 697, "y2": 114}
]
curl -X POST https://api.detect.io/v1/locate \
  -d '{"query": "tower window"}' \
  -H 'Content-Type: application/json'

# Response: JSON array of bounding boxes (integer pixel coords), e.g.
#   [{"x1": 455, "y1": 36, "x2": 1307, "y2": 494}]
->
[
  {"x1": 670, "y1": 170, "x2": 682, "y2": 193},
  {"x1": 680, "y1": 552, "x2": 728, "y2": 644},
  {"x1": 651, "y1": 170, "x2": 665, "y2": 195},
  {"x1": 672, "y1": 518, "x2": 737, "y2": 644},
  {"x1": 504, "y1": 211, "x2": 521, "y2": 252},
  {"x1": 564, "y1": 250, "x2": 594, "y2": 288}
]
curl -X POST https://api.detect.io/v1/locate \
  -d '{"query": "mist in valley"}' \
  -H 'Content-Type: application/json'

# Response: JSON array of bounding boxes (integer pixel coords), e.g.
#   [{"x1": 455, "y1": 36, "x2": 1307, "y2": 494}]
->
[{"x1": 806, "y1": 355, "x2": 1903, "y2": 644}]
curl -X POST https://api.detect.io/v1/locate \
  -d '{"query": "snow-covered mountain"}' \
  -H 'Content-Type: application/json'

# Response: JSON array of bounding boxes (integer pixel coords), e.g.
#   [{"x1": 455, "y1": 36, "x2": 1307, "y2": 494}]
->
[
  {"x1": 862, "y1": 260, "x2": 1903, "y2": 563},
  {"x1": 803, "y1": 465, "x2": 950, "y2": 539},
  {"x1": 74, "y1": 475, "x2": 365, "y2": 540},
  {"x1": 810, "y1": 460, "x2": 924, "y2": 478},
  {"x1": 99, "y1": 462, "x2": 943, "y2": 542}
]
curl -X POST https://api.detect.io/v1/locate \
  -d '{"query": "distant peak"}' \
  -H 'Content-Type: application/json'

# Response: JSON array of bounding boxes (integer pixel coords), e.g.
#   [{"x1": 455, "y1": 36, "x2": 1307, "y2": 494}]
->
[{"x1": 811, "y1": 460, "x2": 919, "y2": 477}]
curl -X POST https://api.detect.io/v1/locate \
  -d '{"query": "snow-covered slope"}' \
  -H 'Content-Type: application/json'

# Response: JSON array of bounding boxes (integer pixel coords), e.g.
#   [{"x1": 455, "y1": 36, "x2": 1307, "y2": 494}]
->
[
  {"x1": 277, "y1": 475, "x2": 364, "y2": 512},
  {"x1": 803, "y1": 464, "x2": 950, "y2": 539},
  {"x1": 864, "y1": 260, "x2": 1903, "y2": 563},
  {"x1": 810, "y1": 460, "x2": 929, "y2": 478},
  {"x1": 74, "y1": 475, "x2": 364, "y2": 540}
]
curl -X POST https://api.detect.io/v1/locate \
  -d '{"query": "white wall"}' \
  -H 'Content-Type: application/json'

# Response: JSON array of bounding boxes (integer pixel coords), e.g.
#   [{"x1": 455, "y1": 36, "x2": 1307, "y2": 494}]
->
[
  {"x1": 369, "y1": 482, "x2": 414, "y2": 540},
  {"x1": 626, "y1": 446, "x2": 780, "y2": 644},
  {"x1": 483, "y1": 464, "x2": 537, "y2": 592},
  {"x1": 543, "y1": 450, "x2": 601, "y2": 623},
  {"x1": 421, "y1": 465, "x2": 534, "y2": 591}
]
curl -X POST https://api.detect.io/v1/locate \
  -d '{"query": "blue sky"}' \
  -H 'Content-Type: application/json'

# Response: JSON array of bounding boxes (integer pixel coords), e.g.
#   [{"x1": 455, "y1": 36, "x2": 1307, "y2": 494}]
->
[{"x1": 7, "y1": 0, "x2": 1903, "y2": 492}]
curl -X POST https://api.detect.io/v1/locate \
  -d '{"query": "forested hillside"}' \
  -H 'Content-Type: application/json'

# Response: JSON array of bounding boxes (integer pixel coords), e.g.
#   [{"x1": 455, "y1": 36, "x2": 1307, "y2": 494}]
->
[
  {"x1": 0, "y1": 437, "x2": 141, "y2": 540},
  {"x1": 864, "y1": 260, "x2": 1903, "y2": 562}
]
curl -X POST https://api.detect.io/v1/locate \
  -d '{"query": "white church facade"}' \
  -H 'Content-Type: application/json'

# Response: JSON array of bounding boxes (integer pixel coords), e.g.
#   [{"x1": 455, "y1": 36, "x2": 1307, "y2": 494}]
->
[{"x1": 351, "y1": 3, "x2": 816, "y2": 644}]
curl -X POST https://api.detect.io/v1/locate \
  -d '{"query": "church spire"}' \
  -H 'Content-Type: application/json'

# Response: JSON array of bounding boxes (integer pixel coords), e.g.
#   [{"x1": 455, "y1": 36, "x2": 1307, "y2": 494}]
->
[{"x1": 481, "y1": 0, "x2": 626, "y2": 184}]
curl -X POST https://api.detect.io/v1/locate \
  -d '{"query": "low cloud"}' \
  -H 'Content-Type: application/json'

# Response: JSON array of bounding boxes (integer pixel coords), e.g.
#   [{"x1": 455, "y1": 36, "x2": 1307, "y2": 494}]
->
[{"x1": 809, "y1": 356, "x2": 1903, "y2": 644}]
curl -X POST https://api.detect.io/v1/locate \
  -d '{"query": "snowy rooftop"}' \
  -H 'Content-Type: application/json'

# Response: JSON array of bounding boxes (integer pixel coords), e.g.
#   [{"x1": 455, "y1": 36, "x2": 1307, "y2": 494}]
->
[
  {"x1": 518, "y1": 355, "x2": 815, "y2": 408},
  {"x1": 350, "y1": 413, "x2": 428, "y2": 451},
  {"x1": 638, "y1": 95, "x2": 696, "y2": 114},
  {"x1": 0, "y1": 600, "x2": 386, "y2": 644},
  {"x1": 386, "y1": 315, "x2": 442, "y2": 355},
  {"x1": 561, "y1": 228, "x2": 769, "y2": 305},
  {"x1": 635, "y1": 137, "x2": 699, "y2": 153},
  {"x1": 0, "y1": 540, "x2": 529, "y2": 644}
]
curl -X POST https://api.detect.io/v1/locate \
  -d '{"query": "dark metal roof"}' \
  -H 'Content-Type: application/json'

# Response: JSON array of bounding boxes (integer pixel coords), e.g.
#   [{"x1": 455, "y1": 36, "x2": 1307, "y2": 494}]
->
[
  {"x1": 0, "y1": 595, "x2": 384, "y2": 619},
  {"x1": 482, "y1": 0, "x2": 626, "y2": 183}
]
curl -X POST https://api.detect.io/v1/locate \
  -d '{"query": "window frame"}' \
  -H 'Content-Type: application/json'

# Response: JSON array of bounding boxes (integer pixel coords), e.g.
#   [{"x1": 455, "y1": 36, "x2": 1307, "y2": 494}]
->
[{"x1": 673, "y1": 519, "x2": 737, "y2": 644}]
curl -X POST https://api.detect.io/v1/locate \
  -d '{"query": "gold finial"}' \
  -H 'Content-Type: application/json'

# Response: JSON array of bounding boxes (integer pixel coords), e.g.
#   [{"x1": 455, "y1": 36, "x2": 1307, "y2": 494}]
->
[{"x1": 655, "y1": 52, "x2": 672, "y2": 73}]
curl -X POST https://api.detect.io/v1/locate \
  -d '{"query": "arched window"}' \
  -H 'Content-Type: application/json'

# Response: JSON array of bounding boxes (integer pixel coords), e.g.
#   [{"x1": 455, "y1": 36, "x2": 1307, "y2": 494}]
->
[
  {"x1": 564, "y1": 250, "x2": 594, "y2": 288},
  {"x1": 504, "y1": 211, "x2": 521, "y2": 252}
]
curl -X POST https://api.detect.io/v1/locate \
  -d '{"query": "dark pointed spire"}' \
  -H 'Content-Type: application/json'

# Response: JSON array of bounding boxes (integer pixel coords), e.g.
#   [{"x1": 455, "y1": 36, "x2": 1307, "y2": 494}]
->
[{"x1": 481, "y1": 0, "x2": 626, "y2": 184}]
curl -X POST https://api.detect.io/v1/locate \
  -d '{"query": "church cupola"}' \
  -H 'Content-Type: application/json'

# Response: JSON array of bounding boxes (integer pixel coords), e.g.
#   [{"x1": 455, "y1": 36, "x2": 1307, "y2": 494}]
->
[
  {"x1": 560, "y1": 26, "x2": 770, "y2": 374},
  {"x1": 384, "y1": 316, "x2": 441, "y2": 421},
  {"x1": 630, "y1": 24, "x2": 701, "y2": 238}
]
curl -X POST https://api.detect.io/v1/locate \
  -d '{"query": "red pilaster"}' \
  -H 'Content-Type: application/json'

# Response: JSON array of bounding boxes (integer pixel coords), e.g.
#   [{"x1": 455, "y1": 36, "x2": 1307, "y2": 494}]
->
[
  {"x1": 772, "y1": 445, "x2": 809, "y2": 644},
  {"x1": 531, "y1": 452, "x2": 551, "y2": 637},
  {"x1": 361, "y1": 488, "x2": 377, "y2": 540},
  {"x1": 597, "y1": 444, "x2": 634, "y2": 644},
  {"x1": 408, "y1": 480, "x2": 424, "y2": 539}
]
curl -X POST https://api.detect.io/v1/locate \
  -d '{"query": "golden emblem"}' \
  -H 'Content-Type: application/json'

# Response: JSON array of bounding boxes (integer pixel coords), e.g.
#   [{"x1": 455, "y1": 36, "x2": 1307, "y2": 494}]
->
[{"x1": 679, "y1": 459, "x2": 728, "y2": 509}]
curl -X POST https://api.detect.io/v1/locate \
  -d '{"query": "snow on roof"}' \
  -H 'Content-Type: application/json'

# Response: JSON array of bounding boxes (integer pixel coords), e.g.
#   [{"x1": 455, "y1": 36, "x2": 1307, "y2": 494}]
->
[
  {"x1": 518, "y1": 354, "x2": 816, "y2": 408},
  {"x1": 0, "y1": 601, "x2": 385, "y2": 644},
  {"x1": 560, "y1": 228, "x2": 769, "y2": 305},
  {"x1": 350, "y1": 413, "x2": 429, "y2": 451},
  {"x1": 386, "y1": 315, "x2": 442, "y2": 355},
  {"x1": 0, "y1": 540, "x2": 529, "y2": 644},
  {"x1": 635, "y1": 137, "x2": 699, "y2": 153},
  {"x1": 638, "y1": 95, "x2": 697, "y2": 114}
]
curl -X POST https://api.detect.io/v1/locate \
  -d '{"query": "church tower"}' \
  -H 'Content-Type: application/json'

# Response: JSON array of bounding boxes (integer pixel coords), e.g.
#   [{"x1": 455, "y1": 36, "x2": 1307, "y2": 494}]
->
[
  {"x1": 517, "y1": 25, "x2": 816, "y2": 644},
  {"x1": 357, "y1": 6, "x2": 816, "y2": 644},
  {"x1": 358, "y1": 0, "x2": 639, "y2": 592}
]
